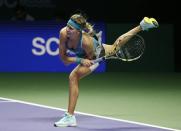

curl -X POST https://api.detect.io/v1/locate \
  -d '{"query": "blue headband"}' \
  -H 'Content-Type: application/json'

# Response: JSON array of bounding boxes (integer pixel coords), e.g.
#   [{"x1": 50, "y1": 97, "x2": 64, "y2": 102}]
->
[{"x1": 67, "y1": 19, "x2": 82, "y2": 31}]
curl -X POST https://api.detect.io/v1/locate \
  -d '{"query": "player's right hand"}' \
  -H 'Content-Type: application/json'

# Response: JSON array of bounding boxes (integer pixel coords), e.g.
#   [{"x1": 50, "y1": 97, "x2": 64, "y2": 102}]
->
[{"x1": 81, "y1": 59, "x2": 93, "y2": 67}]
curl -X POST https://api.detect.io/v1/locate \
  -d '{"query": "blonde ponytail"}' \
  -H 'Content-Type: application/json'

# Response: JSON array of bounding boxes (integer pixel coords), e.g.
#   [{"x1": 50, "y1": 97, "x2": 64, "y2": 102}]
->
[{"x1": 85, "y1": 22, "x2": 96, "y2": 37}]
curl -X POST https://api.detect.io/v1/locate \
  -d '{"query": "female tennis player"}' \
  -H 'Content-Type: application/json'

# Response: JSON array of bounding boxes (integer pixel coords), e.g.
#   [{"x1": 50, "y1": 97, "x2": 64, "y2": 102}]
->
[{"x1": 54, "y1": 13, "x2": 158, "y2": 127}]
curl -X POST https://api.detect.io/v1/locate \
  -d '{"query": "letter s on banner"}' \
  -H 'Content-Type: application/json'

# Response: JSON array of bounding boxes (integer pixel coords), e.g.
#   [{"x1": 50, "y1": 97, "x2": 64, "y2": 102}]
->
[{"x1": 32, "y1": 37, "x2": 46, "y2": 56}]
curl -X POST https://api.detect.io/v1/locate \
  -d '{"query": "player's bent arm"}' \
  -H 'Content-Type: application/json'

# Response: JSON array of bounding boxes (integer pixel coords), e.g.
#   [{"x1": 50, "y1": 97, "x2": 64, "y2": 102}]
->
[{"x1": 59, "y1": 30, "x2": 80, "y2": 65}]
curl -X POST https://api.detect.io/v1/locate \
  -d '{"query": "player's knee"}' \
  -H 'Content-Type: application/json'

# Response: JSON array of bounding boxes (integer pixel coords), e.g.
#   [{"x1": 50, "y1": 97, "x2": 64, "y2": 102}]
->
[
  {"x1": 69, "y1": 72, "x2": 79, "y2": 82},
  {"x1": 116, "y1": 35, "x2": 123, "y2": 42}
]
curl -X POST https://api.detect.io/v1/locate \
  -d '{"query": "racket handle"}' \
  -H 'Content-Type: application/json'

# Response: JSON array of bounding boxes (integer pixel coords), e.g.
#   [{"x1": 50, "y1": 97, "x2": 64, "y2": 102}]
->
[{"x1": 92, "y1": 57, "x2": 105, "y2": 64}]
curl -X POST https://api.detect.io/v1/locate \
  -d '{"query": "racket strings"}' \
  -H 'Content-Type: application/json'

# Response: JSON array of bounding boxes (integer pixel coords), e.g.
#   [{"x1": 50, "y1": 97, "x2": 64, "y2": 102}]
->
[{"x1": 117, "y1": 35, "x2": 145, "y2": 61}]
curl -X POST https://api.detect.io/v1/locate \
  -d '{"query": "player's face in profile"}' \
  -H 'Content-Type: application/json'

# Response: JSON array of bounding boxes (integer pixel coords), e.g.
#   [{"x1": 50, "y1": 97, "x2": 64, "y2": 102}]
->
[{"x1": 66, "y1": 25, "x2": 78, "y2": 37}]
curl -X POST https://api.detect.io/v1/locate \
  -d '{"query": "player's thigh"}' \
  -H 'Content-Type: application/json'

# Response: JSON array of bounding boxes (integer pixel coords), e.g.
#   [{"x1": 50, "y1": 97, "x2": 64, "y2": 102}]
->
[
  {"x1": 70, "y1": 64, "x2": 92, "y2": 80},
  {"x1": 102, "y1": 44, "x2": 115, "y2": 56}
]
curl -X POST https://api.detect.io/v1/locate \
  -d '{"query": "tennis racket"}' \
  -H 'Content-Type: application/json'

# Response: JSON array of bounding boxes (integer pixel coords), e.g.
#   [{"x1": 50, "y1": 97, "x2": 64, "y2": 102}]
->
[{"x1": 92, "y1": 34, "x2": 145, "y2": 63}]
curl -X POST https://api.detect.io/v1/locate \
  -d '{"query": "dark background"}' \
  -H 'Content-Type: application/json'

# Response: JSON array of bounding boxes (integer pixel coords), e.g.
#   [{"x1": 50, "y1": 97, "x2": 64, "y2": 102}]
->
[
  {"x1": 1, "y1": 2, "x2": 181, "y2": 130},
  {"x1": 0, "y1": 0, "x2": 179, "y2": 71}
]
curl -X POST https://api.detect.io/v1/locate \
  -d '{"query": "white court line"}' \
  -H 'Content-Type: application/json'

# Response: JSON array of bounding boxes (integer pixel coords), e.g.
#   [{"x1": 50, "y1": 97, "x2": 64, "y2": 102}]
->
[
  {"x1": 0, "y1": 97, "x2": 180, "y2": 131},
  {"x1": 0, "y1": 99, "x2": 17, "y2": 103}
]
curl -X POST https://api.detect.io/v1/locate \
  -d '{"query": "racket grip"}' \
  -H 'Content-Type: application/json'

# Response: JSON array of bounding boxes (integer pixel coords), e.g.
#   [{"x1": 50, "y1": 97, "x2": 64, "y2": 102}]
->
[{"x1": 92, "y1": 57, "x2": 105, "y2": 64}]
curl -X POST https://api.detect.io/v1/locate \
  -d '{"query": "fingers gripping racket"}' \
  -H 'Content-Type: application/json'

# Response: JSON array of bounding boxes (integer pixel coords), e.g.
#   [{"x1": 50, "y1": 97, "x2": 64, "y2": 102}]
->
[{"x1": 92, "y1": 34, "x2": 145, "y2": 63}]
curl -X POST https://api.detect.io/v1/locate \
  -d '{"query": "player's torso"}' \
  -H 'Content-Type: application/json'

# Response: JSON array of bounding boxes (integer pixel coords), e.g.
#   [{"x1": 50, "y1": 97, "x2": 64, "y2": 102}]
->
[{"x1": 66, "y1": 32, "x2": 95, "y2": 59}]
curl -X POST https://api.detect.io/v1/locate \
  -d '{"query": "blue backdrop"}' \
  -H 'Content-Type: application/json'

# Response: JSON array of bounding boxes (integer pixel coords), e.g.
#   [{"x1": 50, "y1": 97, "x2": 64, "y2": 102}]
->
[{"x1": 0, "y1": 21, "x2": 106, "y2": 72}]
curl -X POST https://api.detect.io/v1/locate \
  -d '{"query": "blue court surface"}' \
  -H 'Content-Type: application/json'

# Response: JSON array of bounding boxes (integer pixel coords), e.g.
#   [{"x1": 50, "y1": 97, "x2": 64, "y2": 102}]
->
[{"x1": 0, "y1": 97, "x2": 179, "y2": 131}]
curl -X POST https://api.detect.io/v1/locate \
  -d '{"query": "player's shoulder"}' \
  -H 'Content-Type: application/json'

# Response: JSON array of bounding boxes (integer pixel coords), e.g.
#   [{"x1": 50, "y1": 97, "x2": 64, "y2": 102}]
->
[
  {"x1": 59, "y1": 27, "x2": 67, "y2": 38},
  {"x1": 82, "y1": 31, "x2": 92, "y2": 40},
  {"x1": 82, "y1": 32, "x2": 93, "y2": 48}
]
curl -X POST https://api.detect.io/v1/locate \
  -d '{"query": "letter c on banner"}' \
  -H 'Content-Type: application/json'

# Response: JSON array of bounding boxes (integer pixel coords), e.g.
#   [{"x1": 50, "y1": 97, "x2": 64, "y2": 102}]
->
[{"x1": 46, "y1": 37, "x2": 59, "y2": 56}]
